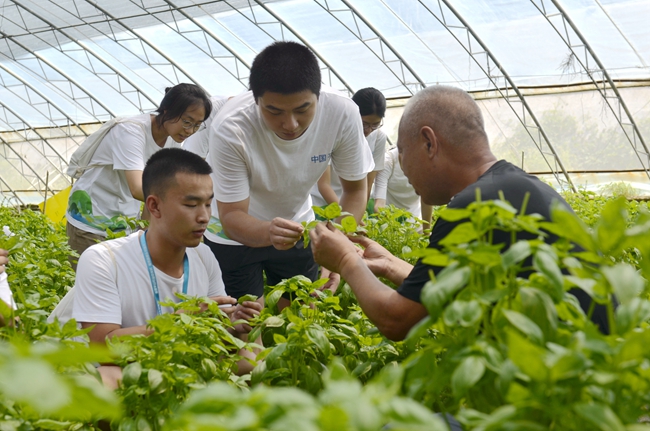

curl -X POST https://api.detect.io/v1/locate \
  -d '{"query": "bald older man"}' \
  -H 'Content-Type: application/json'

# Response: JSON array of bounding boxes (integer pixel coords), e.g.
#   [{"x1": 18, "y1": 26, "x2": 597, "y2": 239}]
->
[{"x1": 310, "y1": 85, "x2": 607, "y2": 341}]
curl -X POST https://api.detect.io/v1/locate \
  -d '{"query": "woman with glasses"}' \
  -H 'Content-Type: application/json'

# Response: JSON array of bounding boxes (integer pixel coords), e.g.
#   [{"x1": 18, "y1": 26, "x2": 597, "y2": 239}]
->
[
  {"x1": 312, "y1": 87, "x2": 387, "y2": 208},
  {"x1": 65, "y1": 83, "x2": 212, "y2": 263}
]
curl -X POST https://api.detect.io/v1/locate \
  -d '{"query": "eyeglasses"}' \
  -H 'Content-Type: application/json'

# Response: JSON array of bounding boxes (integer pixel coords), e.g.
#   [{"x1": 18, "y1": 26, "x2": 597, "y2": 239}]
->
[
  {"x1": 180, "y1": 118, "x2": 205, "y2": 132},
  {"x1": 362, "y1": 120, "x2": 383, "y2": 132}
]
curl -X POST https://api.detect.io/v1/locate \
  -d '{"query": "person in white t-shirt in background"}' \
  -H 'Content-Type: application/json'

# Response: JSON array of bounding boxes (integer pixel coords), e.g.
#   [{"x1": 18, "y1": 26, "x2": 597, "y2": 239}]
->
[
  {"x1": 73, "y1": 148, "x2": 262, "y2": 387},
  {"x1": 313, "y1": 87, "x2": 388, "y2": 208},
  {"x1": 203, "y1": 41, "x2": 374, "y2": 302},
  {"x1": 65, "y1": 84, "x2": 212, "y2": 268},
  {"x1": 373, "y1": 146, "x2": 433, "y2": 229},
  {"x1": 0, "y1": 248, "x2": 16, "y2": 326},
  {"x1": 183, "y1": 95, "x2": 230, "y2": 159}
]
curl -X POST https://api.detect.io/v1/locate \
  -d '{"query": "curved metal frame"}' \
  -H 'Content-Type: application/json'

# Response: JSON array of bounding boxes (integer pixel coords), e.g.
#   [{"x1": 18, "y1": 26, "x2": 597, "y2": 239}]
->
[
  {"x1": 412, "y1": 0, "x2": 575, "y2": 191},
  {"x1": 251, "y1": 0, "x2": 355, "y2": 93},
  {"x1": 0, "y1": 28, "x2": 115, "y2": 120},
  {"x1": 163, "y1": 0, "x2": 252, "y2": 87},
  {"x1": 0, "y1": 102, "x2": 71, "y2": 184},
  {"x1": 532, "y1": 0, "x2": 650, "y2": 180},
  {"x1": 314, "y1": 0, "x2": 425, "y2": 94},
  {"x1": 0, "y1": 60, "x2": 91, "y2": 137},
  {"x1": 110, "y1": 0, "x2": 250, "y2": 91},
  {"x1": 377, "y1": 0, "x2": 467, "y2": 86},
  {"x1": 0, "y1": 177, "x2": 25, "y2": 207},
  {"x1": 0, "y1": 135, "x2": 55, "y2": 199},
  {"x1": 11, "y1": 0, "x2": 160, "y2": 113},
  {"x1": 82, "y1": 0, "x2": 199, "y2": 87}
]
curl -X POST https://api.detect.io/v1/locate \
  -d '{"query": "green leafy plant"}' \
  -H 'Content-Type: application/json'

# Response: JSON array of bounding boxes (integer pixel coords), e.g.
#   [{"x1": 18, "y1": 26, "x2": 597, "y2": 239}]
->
[
  {"x1": 166, "y1": 360, "x2": 449, "y2": 431},
  {"x1": 400, "y1": 196, "x2": 650, "y2": 429},
  {"x1": 302, "y1": 202, "x2": 361, "y2": 246},
  {"x1": 110, "y1": 295, "x2": 256, "y2": 431},
  {"x1": 0, "y1": 338, "x2": 120, "y2": 430}
]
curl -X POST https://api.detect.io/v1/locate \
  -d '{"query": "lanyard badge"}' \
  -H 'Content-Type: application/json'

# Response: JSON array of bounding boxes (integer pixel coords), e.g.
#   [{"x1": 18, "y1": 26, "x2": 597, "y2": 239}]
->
[{"x1": 139, "y1": 231, "x2": 189, "y2": 316}]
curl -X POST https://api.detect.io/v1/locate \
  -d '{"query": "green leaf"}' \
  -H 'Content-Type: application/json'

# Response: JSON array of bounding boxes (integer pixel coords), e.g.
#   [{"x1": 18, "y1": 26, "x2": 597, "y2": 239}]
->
[
  {"x1": 595, "y1": 197, "x2": 629, "y2": 255},
  {"x1": 438, "y1": 222, "x2": 478, "y2": 246},
  {"x1": 265, "y1": 289, "x2": 284, "y2": 310},
  {"x1": 451, "y1": 356, "x2": 485, "y2": 397},
  {"x1": 421, "y1": 265, "x2": 471, "y2": 320},
  {"x1": 602, "y1": 263, "x2": 644, "y2": 305},
  {"x1": 533, "y1": 249, "x2": 564, "y2": 301},
  {"x1": 574, "y1": 403, "x2": 625, "y2": 431},
  {"x1": 147, "y1": 369, "x2": 163, "y2": 391},
  {"x1": 544, "y1": 203, "x2": 595, "y2": 250},
  {"x1": 324, "y1": 202, "x2": 342, "y2": 220},
  {"x1": 0, "y1": 358, "x2": 70, "y2": 413},
  {"x1": 503, "y1": 310, "x2": 544, "y2": 344},
  {"x1": 238, "y1": 294, "x2": 259, "y2": 304},
  {"x1": 307, "y1": 327, "x2": 331, "y2": 358},
  {"x1": 340, "y1": 216, "x2": 357, "y2": 234},
  {"x1": 502, "y1": 241, "x2": 531, "y2": 269},
  {"x1": 507, "y1": 330, "x2": 548, "y2": 381},
  {"x1": 264, "y1": 315, "x2": 285, "y2": 328},
  {"x1": 121, "y1": 362, "x2": 142, "y2": 386},
  {"x1": 443, "y1": 300, "x2": 482, "y2": 328},
  {"x1": 438, "y1": 208, "x2": 472, "y2": 222},
  {"x1": 312, "y1": 206, "x2": 327, "y2": 219}
]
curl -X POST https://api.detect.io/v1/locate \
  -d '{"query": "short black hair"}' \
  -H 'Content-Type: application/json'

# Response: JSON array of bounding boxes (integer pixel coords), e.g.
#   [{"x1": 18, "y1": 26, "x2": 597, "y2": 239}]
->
[
  {"x1": 154, "y1": 83, "x2": 212, "y2": 128},
  {"x1": 352, "y1": 87, "x2": 386, "y2": 117},
  {"x1": 249, "y1": 41, "x2": 321, "y2": 101},
  {"x1": 143, "y1": 148, "x2": 212, "y2": 199}
]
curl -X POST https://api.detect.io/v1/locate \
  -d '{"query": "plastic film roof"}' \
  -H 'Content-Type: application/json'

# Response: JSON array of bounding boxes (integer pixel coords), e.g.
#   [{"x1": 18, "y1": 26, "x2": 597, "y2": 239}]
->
[{"x1": 0, "y1": 0, "x2": 649, "y2": 205}]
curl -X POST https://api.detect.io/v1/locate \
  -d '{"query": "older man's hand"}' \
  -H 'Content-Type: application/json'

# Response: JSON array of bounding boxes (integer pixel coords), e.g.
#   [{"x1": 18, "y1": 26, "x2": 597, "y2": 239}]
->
[
  {"x1": 309, "y1": 222, "x2": 360, "y2": 275},
  {"x1": 348, "y1": 236, "x2": 395, "y2": 279}
]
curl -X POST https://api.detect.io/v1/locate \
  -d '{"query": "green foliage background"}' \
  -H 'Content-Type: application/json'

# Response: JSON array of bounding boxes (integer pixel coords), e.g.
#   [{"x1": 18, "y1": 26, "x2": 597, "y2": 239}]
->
[{"x1": 0, "y1": 193, "x2": 649, "y2": 431}]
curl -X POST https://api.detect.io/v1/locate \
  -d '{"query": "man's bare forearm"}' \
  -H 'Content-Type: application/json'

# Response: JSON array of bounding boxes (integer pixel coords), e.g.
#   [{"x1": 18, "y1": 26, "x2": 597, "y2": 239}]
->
[
  {"x1": 221, "y1": 210, "x2": 272, "y2": 247},
  {"x1": 339, "y1": 180, "x2": 367, "y2": 223}
]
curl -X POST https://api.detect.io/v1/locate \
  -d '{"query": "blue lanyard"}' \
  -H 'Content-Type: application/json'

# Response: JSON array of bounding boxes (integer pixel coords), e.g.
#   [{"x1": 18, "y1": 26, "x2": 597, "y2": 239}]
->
[{"x1": 139, "y1": 231, "x2": 189, "y2": 316}]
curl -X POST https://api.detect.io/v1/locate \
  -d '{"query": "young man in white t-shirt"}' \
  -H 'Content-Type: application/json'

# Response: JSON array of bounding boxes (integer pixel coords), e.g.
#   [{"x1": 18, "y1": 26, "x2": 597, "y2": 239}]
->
[
  {"x1": 0, "y1": 248, "x2": 15, "y2": 326},
  {"x1": 203, "y1": 41, "x2": 374, "y2": 300},
  {"x1": 72, "y1": 148, "x2": 262, "y2": 385}
]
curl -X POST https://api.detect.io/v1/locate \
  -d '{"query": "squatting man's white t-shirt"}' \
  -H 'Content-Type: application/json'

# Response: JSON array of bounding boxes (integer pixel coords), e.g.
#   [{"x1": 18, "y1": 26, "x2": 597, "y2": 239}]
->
[
  {"x1": 72, "y1": 232, "x2": 226, "y2": 328},
  {"x1": 66, "y1": 114, "x2": 179, "y2": 236},
  {"x1": 205, "y1": 87, "x2": 375, "y2": 246}
]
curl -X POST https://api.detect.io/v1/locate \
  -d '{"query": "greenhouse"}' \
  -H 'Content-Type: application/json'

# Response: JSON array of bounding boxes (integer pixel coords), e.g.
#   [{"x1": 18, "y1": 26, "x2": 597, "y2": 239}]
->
[{"x1": 1, "y1": 1, "x2": 650, "y2": 430}]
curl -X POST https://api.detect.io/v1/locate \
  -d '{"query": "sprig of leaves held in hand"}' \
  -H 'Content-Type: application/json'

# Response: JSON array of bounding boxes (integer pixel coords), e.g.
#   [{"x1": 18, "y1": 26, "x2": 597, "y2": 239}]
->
[{"x1": 301, "y1": 202, "x2": 363, "y2": 246}]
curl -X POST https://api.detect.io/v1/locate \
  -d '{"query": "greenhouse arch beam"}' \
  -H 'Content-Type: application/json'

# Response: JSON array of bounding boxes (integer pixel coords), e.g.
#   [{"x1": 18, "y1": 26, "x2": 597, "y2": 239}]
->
[
  {"x1": 84, "y1": 0, "x2": 202, "y2": 88},
  {"x1": 0, "y1": 29, "x2": 116, "y2": 120},
  {"x1": 0, "y1": 61, "x2": 90, "y2": 138},
  {"x1": 162, "y1": 0, "x2": 252, "y2": 87},
  {"x1": 109, "y1": 0, "x2": 250, "y2": 92},
  {"x1": 417, "y1": 0, "x2": 575, "y2": 191},
  {"x1": 314, "y1": 0, "x2": 425, "y2": 94},
  {"x1": 532, "y1": 0, "x2": 650, "y2": 180},
  {"x1": 0, "y1": 138, "x2": 54, "y2": 200},
  {"x1": 0, "y1": 102, "x2": 72, "y2": 185},
  {"x1": 251, "y1": 0, "x2": 354, "y2": 94},
  {"x1": 10, "y1": 0, "x2": 160, "y2": 114},
  {"x1": 0, "y1": 176, "x2": 25, "y2": 207}
]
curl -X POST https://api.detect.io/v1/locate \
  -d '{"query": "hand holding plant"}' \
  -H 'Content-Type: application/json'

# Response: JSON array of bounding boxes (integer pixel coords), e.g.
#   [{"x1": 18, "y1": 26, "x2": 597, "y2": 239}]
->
[
  {"x1": 230, "y1": 299, "x2": 263, "y2": 335},
  {"x1": 309, "y1": 222, "x2": 362, "y2": 275},
  {"x1": 269, "y1": 217, "x2": 304, "y2": 250}
]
